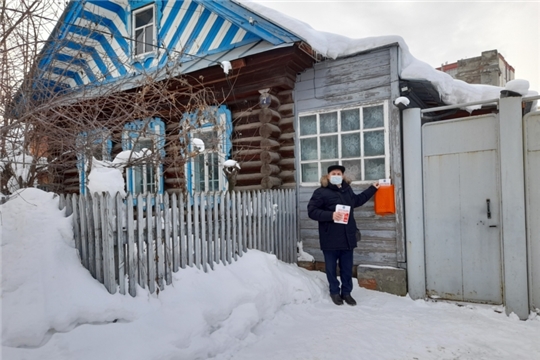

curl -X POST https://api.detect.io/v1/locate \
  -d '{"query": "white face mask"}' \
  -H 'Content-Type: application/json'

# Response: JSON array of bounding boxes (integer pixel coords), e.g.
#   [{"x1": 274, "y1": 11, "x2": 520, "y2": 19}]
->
[{"x1": 330, "y1": 175, "x2": 342, "y2": 185}]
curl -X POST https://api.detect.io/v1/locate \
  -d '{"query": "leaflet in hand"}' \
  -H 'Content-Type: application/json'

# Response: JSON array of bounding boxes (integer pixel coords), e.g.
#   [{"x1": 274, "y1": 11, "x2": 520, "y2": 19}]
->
[{"x1": 335, "y1": 204, "x2": 351, "y2": 224}]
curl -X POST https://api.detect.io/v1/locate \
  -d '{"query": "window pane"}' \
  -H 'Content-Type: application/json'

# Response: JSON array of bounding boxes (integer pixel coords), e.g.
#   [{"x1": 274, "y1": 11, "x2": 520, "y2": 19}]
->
[
  {"x1": 365, "y1": 158, "x2": 385, "y2": 180},
  {"x1": 320, "y1": 161, "x2": 335, "y2": 177},
  {"x1": 341, "y1": 109, "x2": 360, "y2": 131},
  {"x1": 300, "y1": 138, "x2": 318, "y2": 161},
  {"x1": 320, "y1": 135, "x2": 338, "y2": 159},
  {"x1": 364, "y1": 130, "x2": 385, "y2": 156},
  {"x1": 136, "y1": 8, "x2": 153, "y2": 28},
  {"x1": 135, "y1": 29, "x2": 144, "y2": 55},
  {"x1": 299, "y1": 115, "x2": 317, "y2": 136},
  {"x1": 341, "y1": 133, "x2": 360, "y2": 158},
  {"x1": 134, "y1": 166, "x2": 143, "y2": 194},
  {"x1": 320, "y1": 112, "x2": 337, "y2": 134},
  {"x1": 146, "y1": 165, "x2": 155, "y2": 193},
  {"x1": 301, "y1": 163, "x2": 319, "y2": 183},
  {"x1": 363, "y1": 105, "x2": 384, "y2": 129},
  {"x1": 145, "y1": 25, "x2": 154, "y2": 52},
  {"x1": 342, "y1": 160, "x2": 362, "y2": 181},
  {"x1": 209, "y1": 153, "x2": 220, "y2": 191},
  {"x1": 201, "y1": 130, "x2": 219, "y2": 151},
  {"x1": 194, "y1": 153, "x2": 205, "y2": 192}
]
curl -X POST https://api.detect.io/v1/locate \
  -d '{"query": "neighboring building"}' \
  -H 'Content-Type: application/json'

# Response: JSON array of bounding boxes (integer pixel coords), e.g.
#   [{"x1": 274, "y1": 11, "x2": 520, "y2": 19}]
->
[{"x1": 437, "y1": 49, "x2": 515, "y2": 87}]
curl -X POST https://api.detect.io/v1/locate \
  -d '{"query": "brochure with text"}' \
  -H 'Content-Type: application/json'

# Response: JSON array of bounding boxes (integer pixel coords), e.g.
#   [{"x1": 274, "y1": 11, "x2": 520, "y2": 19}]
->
[{"x1": 334, "y1": 204, "x2": 351, "y2": 224}]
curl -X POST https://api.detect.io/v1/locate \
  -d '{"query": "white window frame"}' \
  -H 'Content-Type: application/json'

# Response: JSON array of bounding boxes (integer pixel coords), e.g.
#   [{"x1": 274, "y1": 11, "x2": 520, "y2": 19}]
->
[
  {"x1": 132, "y1": 4, "x2": 156, "y2": 57},
  {"x1": 123, "y1": 119, "x2": 165, "y2": 196},
  {"x1": 298, "y1": 101, "x2": 390, "y2": 185},
  {"x1": 77, "y1": 129, "x2": 112, "y2": 195},
  {"x1": 191, "y1": 127, "x2": 224, "y2": 193},
  {"x1": 188, "y1": 111, "x2": 228, "y2": 193}
]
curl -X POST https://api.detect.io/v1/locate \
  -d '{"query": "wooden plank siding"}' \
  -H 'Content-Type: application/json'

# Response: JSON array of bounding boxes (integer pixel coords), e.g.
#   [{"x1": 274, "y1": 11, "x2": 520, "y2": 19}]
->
[{"x1": 294, "y1": 45, "x2": 405, "y2": 268}]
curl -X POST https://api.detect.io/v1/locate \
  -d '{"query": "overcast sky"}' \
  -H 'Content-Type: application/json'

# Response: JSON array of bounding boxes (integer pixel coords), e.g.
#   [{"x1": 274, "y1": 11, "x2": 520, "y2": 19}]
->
[{"x1": 251, "y1": 0, "x2": 540, "y2": 93}]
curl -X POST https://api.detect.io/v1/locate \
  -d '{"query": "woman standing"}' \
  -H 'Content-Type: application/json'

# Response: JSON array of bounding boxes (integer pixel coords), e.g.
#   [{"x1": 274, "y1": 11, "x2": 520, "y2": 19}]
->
[{"x1": 307, "y1": 165, "x2": 379, "y2": 306}]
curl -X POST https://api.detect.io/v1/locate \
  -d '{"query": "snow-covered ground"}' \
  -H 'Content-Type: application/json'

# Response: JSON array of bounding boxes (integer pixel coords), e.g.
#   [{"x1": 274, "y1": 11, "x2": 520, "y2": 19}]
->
[{"x1": 2, "y1": 189, "x2": 539, "y2": 360}]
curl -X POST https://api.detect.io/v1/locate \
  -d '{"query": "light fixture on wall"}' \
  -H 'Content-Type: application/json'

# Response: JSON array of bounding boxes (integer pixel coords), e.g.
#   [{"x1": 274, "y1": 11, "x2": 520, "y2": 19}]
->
[
  {"x1": 259, "y1": 88, "x2": 271, "y2": 108},
  {"x1": 394, "y1": 96, "x2": 411, "y2": 111}
]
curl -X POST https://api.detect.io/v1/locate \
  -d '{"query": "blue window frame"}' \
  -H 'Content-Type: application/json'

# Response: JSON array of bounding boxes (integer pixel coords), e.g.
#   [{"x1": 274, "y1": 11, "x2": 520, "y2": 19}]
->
[
  {"x1": 185, "y1": 105, "x2": 232, "y2": 194},
  {"x1": 77, "y1": 129, "x2": 112, "y2": 195},
  {"x1": 122, "y1": 118, "x2": 165, "y2": 195}
]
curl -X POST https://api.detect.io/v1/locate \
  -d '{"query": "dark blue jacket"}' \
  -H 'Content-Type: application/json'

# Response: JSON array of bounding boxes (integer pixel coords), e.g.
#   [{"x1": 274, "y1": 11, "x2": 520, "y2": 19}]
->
[{"x1": 307, "y1": 181, "x2": 377, "y2": 251}]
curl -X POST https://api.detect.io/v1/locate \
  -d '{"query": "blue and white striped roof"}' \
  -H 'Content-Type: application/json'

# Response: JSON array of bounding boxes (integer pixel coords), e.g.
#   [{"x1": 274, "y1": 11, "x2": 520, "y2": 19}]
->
[{"x1": 36, "y1": 0, "x2": 300, "y2": 91}]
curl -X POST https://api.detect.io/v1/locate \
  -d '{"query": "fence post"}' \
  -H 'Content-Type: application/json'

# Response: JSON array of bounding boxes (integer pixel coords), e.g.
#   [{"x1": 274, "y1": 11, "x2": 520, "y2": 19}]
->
[
  {"x1": 263, "y1": 191, "x2": 269, "y2": 253},
  {"x1": 163, "y1": 193, "x2": 172, "y2": 284},
  {"x1": 92, "y1": 193, "x2": 103, "y2": 283},
  {"x1": 115, "y1": 193, "x2": 125, "y2": 295},
  {"x1": 58, "y1": 194, "x2": 65, "y2": 210},
  {"x1": 207, "y1": 192, "x2": 214, "y2": 270},
  {"x1": 136, "y1": 193, "x2": 146, "y2": 289},
  {"x1": 125, "y1": 194, "x2": 136, "y2": 296},
  {"x1": 65, "y1": 194, "x2": 73, "y2": 217},
  {"x1": 213, "y1": 192, "x2": 220, "y2": 265},
  {"x1": 187, "y1": 194, "x2": 193, "y2": 268},
  {"x1": 219, "y1": 192, "x2": 225, "y2": 264},
  {"x1": 225, "y1": 191, "x2": 231, "y2": 264},
  {"x1": 179, "y1": 193, "x2": 187, "y2": 269},
  {"x1": 279, "y1": 190, "x2": 285, "y2": 261},
  {"x1": 269, "y1": 191, "x2": 275, "y2": 256},
  {"x1": 241, "y1": 191, "x2": 247, "y2": 254},
  {"x1": 146, "y1": 193, "x2": 155, "y2": 294},
  {"x1": 194, "y1": 193, "x2": 201, "y2": 269},
  {"x1": 71, "y1": 194, "x2": 81, "y2": 261},
  {"x1": 171, "y1": 193, "x2": 179, "y2": 273},
  {"x1": 291, "y1": 189, "x2": 297, "y2": 263},
  {"x1": 86, "y1": 194, "x2": 96, "y2": 278},
  {"x1": 78, "y1": 194, "x2": 88, "y2": 269},
  {"x1": 199, "y1": 192, "x2": 208, "y2": 273},
  {"x1": 103, "y1": 193, "x2": 117, "y2": 294},
  {"x1": 155, "y1": 193, "x2": 164, "y2": 290},
  {"x1": 235, "y1": 191, "x2": 244, "y2": 256},
  {"x1": 245, "y1": 191, "x2": 253, "y2": 249},
  {"x1": 231, "y1": 191, "x2": 237, "y2": 261}
]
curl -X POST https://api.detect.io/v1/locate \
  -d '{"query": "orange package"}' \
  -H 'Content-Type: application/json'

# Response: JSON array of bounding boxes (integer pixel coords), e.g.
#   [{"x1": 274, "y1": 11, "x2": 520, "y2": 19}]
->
[{"x1": 374, "y1": 184, "x2": 395, "y2": 216}]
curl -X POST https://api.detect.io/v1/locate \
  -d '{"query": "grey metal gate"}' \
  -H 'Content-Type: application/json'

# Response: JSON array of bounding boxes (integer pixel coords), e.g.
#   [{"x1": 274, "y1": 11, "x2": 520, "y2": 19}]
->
[
  {"x1": 525, "y1": 111, "x2": 540, "y2": 310},
  {"x1": 423, "y1": 114, "x2": 503, "y2": 304}
]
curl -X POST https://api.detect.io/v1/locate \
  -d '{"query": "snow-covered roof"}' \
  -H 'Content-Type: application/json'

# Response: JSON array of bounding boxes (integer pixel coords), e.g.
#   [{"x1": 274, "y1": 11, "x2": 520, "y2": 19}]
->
[{"x1": 237, "y1": 0, "x2": 538, "y2": 111}]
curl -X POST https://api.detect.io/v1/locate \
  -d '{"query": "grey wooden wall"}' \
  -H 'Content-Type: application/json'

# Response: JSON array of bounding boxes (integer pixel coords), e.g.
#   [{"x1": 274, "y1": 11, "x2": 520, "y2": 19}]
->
[{"x1": 294, "y1": 45, "x2": 405, "y2": 268}]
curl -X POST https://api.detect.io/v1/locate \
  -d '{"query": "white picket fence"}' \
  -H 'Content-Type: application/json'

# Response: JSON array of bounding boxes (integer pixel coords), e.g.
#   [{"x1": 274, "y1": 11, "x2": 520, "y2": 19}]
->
[{"x1": 58, "y1": 189, "x2": 297, "y2": 297}]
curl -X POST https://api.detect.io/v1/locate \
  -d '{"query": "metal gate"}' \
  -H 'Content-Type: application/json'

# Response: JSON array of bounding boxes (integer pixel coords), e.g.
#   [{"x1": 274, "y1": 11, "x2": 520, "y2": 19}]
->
[
  {"x1": 525, "y1": 111, "x2": 540, "y2": 310},
  {"x1": 423, "y1": 114, "x2": 503, "y2": 304}
]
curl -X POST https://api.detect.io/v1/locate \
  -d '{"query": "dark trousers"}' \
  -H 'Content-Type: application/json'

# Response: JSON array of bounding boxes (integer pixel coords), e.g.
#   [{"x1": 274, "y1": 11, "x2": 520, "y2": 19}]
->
[{"x1": 322, "y1": 249, "x2": 354, "y2": 296}]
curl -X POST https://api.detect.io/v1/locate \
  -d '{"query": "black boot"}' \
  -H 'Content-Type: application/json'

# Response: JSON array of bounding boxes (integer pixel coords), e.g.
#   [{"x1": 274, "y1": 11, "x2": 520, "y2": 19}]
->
[
  {"x1": 330, "y1": 293, "x2": 344, "y2": 305},
  {"x1": 342, "y1": 294, "x2": 357, "y2": 306}
]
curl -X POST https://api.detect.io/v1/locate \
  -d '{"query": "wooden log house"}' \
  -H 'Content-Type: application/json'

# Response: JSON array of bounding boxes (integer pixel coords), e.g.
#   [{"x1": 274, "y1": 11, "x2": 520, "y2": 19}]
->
[{"x1": 22, "y1": 0, "x2": 450, "y2": 291}]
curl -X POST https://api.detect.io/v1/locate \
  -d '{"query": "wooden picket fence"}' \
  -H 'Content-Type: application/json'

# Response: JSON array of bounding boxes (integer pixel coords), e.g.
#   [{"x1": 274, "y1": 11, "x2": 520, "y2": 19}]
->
[{"x1": 58, "y1": 189, "x2": 297, "y2": 297}]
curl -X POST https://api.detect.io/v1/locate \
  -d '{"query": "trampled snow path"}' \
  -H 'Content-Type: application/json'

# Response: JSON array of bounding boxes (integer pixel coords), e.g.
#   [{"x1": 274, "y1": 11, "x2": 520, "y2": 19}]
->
[{"x1": 218, "y1": 281, "x2": 540, "y2": 360}]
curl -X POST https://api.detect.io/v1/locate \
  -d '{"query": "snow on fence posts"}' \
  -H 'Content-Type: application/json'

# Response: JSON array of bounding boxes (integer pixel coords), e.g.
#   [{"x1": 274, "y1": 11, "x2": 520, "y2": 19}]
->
[{"x1": 67, "y1": 189, "x2": 297, "y2": 296}]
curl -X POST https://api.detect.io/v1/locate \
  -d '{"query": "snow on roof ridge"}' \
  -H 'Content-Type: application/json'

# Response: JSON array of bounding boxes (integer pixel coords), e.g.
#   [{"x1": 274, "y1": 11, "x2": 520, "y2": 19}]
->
[{"x1": 238, "y1": 0, "x2": 537, "y2": 110}]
